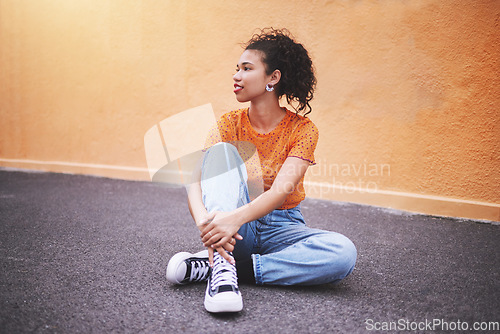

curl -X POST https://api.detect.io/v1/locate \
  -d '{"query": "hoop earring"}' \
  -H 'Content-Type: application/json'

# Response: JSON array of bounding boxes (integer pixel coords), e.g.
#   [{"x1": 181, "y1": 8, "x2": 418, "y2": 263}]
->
[{"x1": 266, "y1": 83, "x2": 274, "y2": 92}]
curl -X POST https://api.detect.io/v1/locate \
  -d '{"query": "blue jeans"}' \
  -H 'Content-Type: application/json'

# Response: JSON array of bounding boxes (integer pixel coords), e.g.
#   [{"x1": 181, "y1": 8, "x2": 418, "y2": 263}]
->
[{"x1": 201, "y1": 143, "x2": 357, "y2": 286}]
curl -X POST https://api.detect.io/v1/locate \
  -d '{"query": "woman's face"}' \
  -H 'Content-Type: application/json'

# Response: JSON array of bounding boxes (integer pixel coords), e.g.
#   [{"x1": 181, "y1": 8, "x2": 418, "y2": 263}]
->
[{"x1": 233, "y1": 49, "x2": 272, "y2": 103}]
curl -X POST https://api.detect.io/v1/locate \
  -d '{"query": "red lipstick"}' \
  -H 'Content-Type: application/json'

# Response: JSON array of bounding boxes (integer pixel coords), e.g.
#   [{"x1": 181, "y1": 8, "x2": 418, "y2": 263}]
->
[{"x1": 234, "y1": 84, "x2": 242, "y2": 93}]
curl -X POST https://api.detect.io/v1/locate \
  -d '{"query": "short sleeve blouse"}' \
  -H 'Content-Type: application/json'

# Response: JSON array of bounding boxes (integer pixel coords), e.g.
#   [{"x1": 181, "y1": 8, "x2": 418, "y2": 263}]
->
[{"x1": 205, "y1": 107, "x2": 319, "y2": 209}]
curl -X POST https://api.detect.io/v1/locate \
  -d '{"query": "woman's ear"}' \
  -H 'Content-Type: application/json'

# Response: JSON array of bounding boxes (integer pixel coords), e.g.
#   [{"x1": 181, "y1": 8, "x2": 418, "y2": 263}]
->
[{"x1": 270, "y1": 69, "x2": 281, "y2": 86}]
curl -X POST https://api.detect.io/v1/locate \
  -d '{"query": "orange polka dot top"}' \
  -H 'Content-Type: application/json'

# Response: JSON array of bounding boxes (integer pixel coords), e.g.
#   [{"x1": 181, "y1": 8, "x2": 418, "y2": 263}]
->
[{"x1": 205, "y1": 107, "x2": 319, "y2": 210}]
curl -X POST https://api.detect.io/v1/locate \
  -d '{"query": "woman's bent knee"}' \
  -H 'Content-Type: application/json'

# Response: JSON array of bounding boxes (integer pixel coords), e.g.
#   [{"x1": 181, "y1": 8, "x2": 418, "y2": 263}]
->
[
  {"x1": 339, "y1": 236, "x2": 357, "y2": 277},
  {"x1": 325, "y1": 233, "x2": 357, "y2": 283}
]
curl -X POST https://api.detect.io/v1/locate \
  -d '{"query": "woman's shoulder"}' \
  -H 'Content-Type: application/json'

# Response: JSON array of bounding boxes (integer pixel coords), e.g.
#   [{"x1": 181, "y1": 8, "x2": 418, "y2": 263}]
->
[
  {"x1": 214, "y1": 108, "x2": 248, "y2": 135},
  {"x1": 220, "y1": 107, "x2": 248, "y2": 121},
  {"x1": 286, "y1": 109, "x2": 319, "y2": 132}
]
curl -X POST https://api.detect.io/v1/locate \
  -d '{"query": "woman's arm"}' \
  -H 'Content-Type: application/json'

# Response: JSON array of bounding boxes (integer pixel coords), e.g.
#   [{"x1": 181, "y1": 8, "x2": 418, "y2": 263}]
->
[{"x1": 187, "y1": 180, "x2": 208, "y2": 230}]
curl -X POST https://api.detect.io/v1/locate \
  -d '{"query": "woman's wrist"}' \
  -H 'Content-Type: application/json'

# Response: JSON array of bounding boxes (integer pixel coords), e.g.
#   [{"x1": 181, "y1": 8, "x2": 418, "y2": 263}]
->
[{"x1": 233, "y1": 204, "x2": 252, "y2": 229}]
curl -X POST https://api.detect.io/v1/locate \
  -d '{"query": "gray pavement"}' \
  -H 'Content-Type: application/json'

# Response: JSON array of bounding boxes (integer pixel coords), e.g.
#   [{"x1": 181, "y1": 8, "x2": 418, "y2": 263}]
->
[{"x1": 0, "y1": 169, "x2": 499, "y2": 333}]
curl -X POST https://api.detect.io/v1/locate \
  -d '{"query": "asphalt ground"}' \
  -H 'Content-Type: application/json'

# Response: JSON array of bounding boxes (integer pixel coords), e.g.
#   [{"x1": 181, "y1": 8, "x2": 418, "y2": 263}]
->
[{"x1": 0, "y1": 169, "x2": 499, "y2": 333}]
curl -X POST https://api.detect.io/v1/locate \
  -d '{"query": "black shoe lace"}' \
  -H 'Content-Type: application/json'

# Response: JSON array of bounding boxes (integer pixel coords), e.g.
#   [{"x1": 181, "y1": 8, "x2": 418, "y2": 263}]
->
[{"x1": 189, "y1": 258, "x2": 211, "y2": 282}]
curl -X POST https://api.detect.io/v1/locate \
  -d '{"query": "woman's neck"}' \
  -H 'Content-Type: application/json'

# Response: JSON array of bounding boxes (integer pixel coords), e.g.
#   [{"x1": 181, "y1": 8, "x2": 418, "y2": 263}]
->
[{"x1": 248, "y1": 98, "x2": 286, "y2": 134}]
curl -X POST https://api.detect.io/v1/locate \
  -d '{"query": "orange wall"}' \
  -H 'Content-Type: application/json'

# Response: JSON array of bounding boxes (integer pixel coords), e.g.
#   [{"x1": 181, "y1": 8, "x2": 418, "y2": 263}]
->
[{"x1": 1, "y1": 0, "x2": 499, "y2": 221}]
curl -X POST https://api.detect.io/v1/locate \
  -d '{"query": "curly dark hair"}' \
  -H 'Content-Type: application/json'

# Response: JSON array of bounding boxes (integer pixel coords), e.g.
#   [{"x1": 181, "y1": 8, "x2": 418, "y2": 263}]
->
[{"x1": 244, "y1": 28, "x2": 316, "y2": 116}]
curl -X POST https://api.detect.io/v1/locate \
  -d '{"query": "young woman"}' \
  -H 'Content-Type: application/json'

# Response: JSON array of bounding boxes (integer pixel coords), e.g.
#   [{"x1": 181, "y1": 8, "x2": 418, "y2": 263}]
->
[{"x1": 166, "y1": 28, "x2": 357, "y2": 313}]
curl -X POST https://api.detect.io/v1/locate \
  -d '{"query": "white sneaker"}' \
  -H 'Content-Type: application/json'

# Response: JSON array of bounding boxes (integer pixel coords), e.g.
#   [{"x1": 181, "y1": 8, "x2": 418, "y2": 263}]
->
[
  {"x1": 166, "y1": 250, "x2": 211, "y2": 285},
  {"x1": 204, "y1": 251, "x2": 243, "y2": 313}
]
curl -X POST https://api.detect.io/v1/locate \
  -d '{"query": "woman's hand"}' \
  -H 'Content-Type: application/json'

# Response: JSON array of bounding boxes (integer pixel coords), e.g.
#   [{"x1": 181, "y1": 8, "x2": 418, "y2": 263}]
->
[
  {"x1": 198, "y1": 211, "x2": 243, "y2": 265},
  {"x1": 206, "y1": 243, "x2": 239, "y2": 266},
  {"x1": 199, "y1": 211, "x2": 243, "y2": 247}
]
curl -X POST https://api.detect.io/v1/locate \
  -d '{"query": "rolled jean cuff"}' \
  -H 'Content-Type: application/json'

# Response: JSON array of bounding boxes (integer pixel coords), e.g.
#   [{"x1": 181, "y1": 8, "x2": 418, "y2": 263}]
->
[{"x1": 251, "y1": 254, "x2": 263, "y2": 285}]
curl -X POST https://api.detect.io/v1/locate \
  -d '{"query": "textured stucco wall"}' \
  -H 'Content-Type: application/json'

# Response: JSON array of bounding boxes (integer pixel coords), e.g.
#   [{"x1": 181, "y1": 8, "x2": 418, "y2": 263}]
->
[{"x1": 1, "y1": 0, "x2": 499, "y2": 220}]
